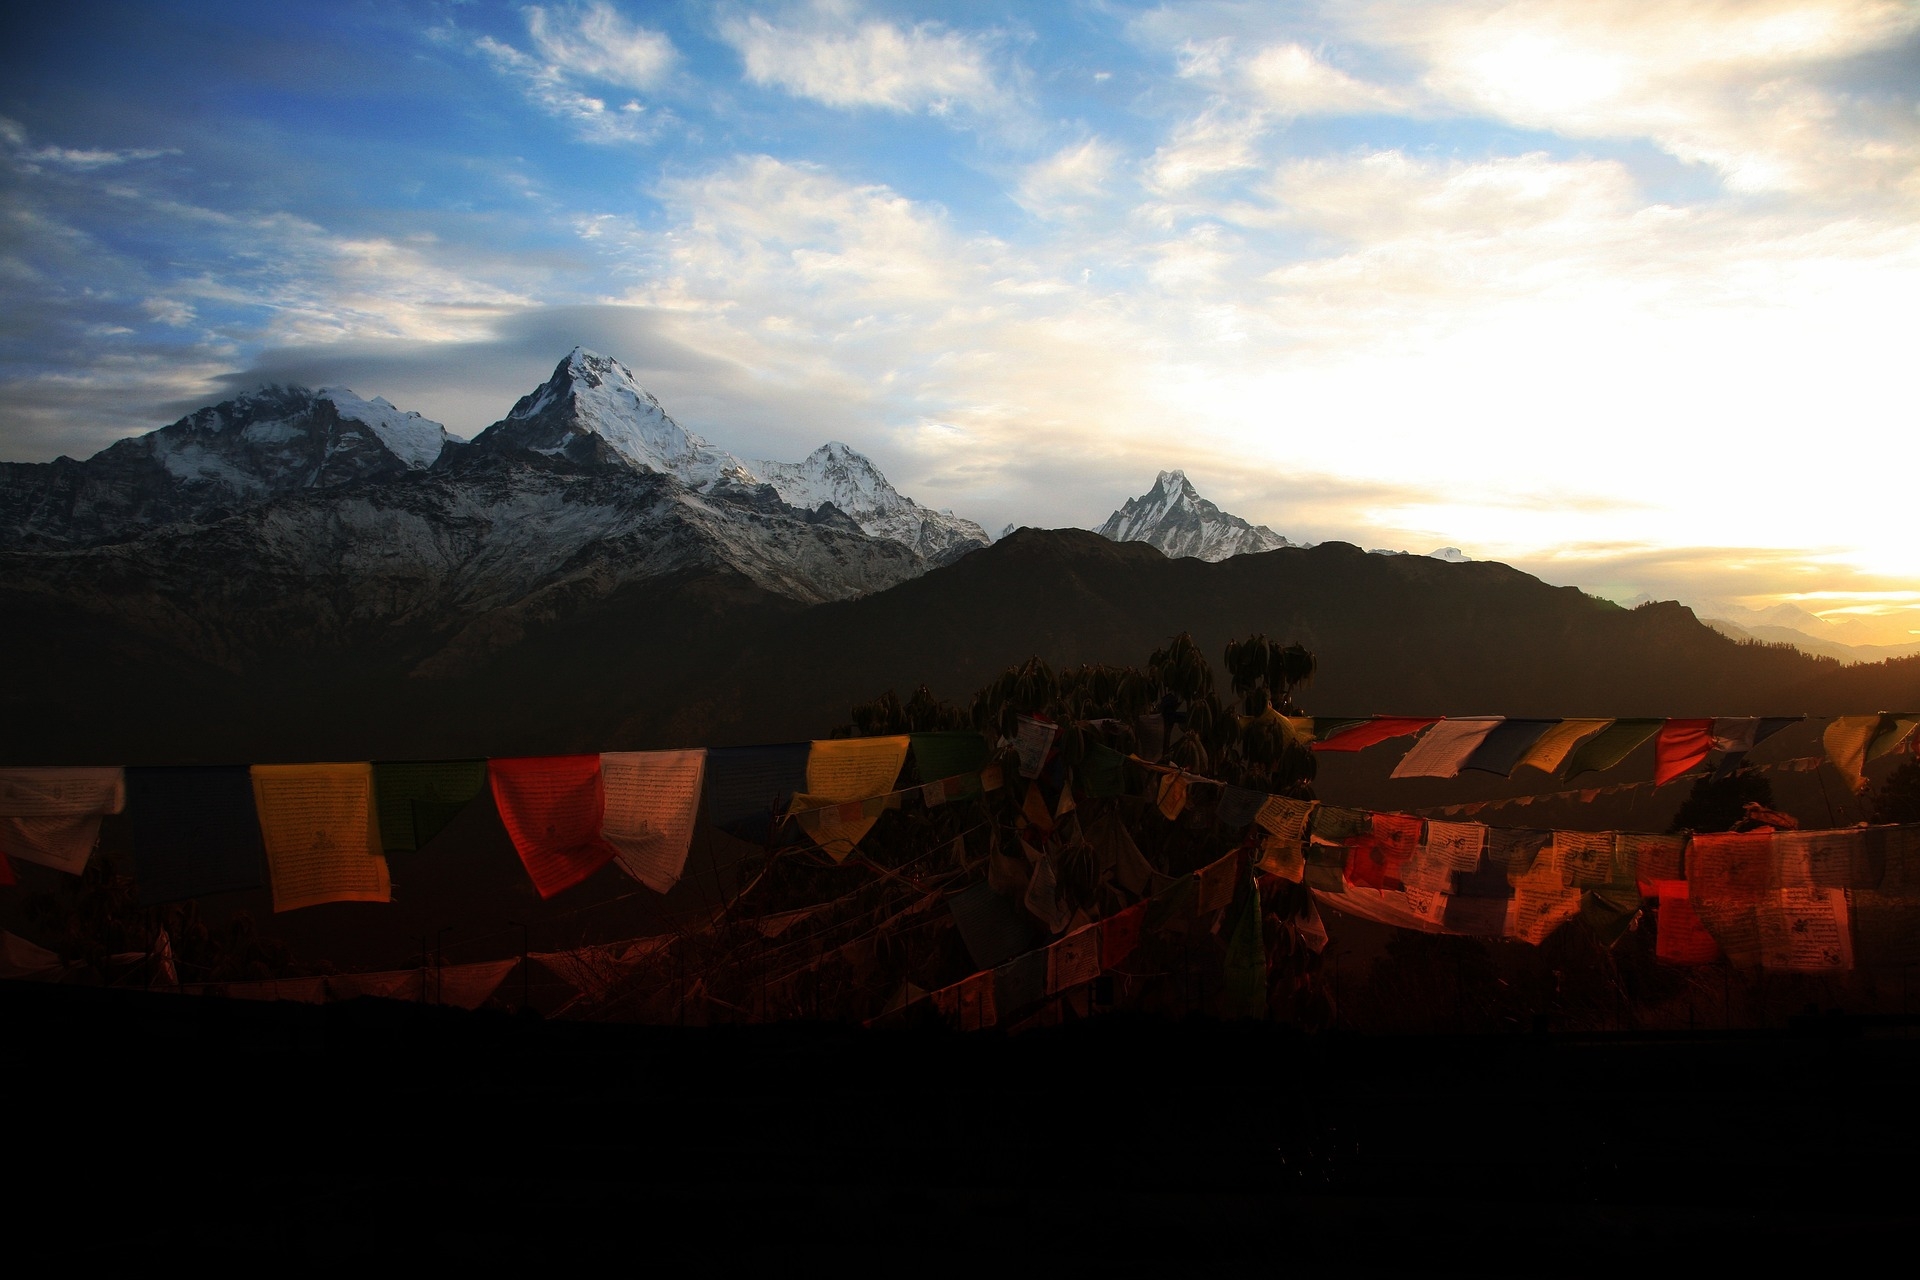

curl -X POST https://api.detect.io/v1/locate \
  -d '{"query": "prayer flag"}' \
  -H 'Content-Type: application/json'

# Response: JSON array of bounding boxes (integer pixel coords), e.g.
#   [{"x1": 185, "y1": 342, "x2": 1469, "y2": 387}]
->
[
  {"x1": 1345, "y1": 812, "x2": 1421, "y2": 890},
  {"x1": 948, "y1": 881, "x2": 1034, "y2": 970},
  {"x1": 1489, "y1": 828, "x2": 1552, "y2": 881},
  {"x1": 1254, "y1": 796, "x2": 1316, "y2": 844},
  {"x1": 1823, "y1": 715, "x2": 1881, "y2": 794},
  {"x1": 1555, "y1": 830, "x2": 1619, "y2": 888},
  {"x1": 994, "y1": 949, "x2": 1047, "y2": 1016},
  {"x1": 487, "y1": 755, "x2": 614, "y2": 900},
  {"x1": 909, "y1": 732, "x2": 989, "y2": 802},
  {"x1": 1216, "y1": 785, "x2": 1266, "y2": 830},
  {"x1": 1013, "y1": 716, "x2": 1057, "y2": 779},
  {"x1": 1710, "y1": 717, "x2": 1760, "y2": 755},
  {"x1": 1868, "y1": 714, "x2": 1920, "y2": 763},
  {"x1": 1313, "y1": 717, "x2": 1440, "y2": 753},
  {"x1": 1508, "y1": 843, "x2": 1582, "y2": 944},
  {"x1": 1463, "y1": 719, "x2": 1557, "y2": 776},
  {"x1": 1309, "y1": 805, "x2": 1368, "y2": 843},
  {"x1": 1654, "y1": 719, "x2": 1715, "y2": 785},
  {"x1": 1650, "y1": 880, "x2": 1720, "y2": 964},
  {"x1": 1771, "y1": 829, "x2": 1874, "y2": 889},
  {"x1": 1156, "y1": 771, "x2": 1189, "y2": 821},
  {"x1": 1760, "y1": 889, "x2": 1854, "y2": 971},
  {"x1": 1391, "y1": 718, "x2": 1504, "y2": 779},
  {"x1": 0, "y1": 766, "x2": 125, "y2": 874},
  {"x1": 1559, "y1": 719, "x2": 1662, "y2": 779},
  {"x1": 1255, "y1": 829, "x2": 1306, "y2": 882},
  {"x1": 1046, "y1": 924, "x2": 1101, "y2": 993},
  {"x1": 126, "y1": 766, "x2": 267, "y2": 906},
  {"x1": 1616, "y1": 832, "x2": 1686, "y2": 882},
  {"x1": 1195, "y1": 852, "x2": 1239, "y2": 914},
  {"x1": 933, "y1": 970, "x2": 997, "y2": 1031},
  {"x1": 1222, "y1": 855, "x2": 1267, "y2": 1019},
  {"x1": 1423, "y1": 820, "x2": 1487, "y2": 872},
  {"x1": 796, "y1": 736, "x2": 909, "y2": 858},
  {"x1": 600, "y1": 749, "x2": 706, "y2": 894},
  {"x1": 1101, "y1": 902, "x2": 1146, "y2": 969},
  {"x1": 1581, "y1": 884, "x2": 1643, "y2": 945},
  {"x1": 1078, "y1": 741, "x2": 1127, "y2": 798},
  {"x1": 1134, "y1": 713, "x2": 1166, "y2": 761},
  {"x1": 371, "y1": 760, "x2": 486, "y2": 854},
  {"x1": 704, "y1": 744, "x2": 810, "y2": 844},
  {"x1": 1022, "y1": 782, "x2": 1055, "y2": 833},
  {"x1": 1088, "y1": 810, "x2": 1155, "y2": 896},
  {"x1": 249, "y1": 763, "x2": 391, "y2": 912},
  {"x1": 1514, "y1": 719, "x2": 1612, "y2": 775}
]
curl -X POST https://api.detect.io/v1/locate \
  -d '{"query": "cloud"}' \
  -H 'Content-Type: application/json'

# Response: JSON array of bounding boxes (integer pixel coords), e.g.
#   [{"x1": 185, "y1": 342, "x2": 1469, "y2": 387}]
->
[
  {"x1": 526, "y1": 2, "x2": 675, "y2": 90},
  {"x1": 1015, "y1": 138, "x2": 1121, "y2": 218},
  {"x1": 473, "y1": 3, "x2": 676, "y2": 144},
  {"x1": 0, "y1": 118, "x2": 542, "y2": 460},
  {"x1": 1243, "y1": 42, "x2": 1405, "y2": 115},
  {"x1": 1354, "y1": 0, "x2": 1920, "y2": 196},
  {"x1": 719, "y1": 7, "x2": 1002, "y2": 114},
  {"x1": 1144, "y1": 107, "x2": 1268, "y2": 192}
]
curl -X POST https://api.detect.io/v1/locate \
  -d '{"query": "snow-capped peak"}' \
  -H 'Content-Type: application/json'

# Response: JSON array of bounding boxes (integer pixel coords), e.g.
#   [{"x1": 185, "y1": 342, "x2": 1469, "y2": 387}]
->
[
  {"x1": 1096, "y1": 471, "x2": 1299, "y2": 562},
  {"x1": 317, "y1": 387, "x2": 456, "y2": 469}
]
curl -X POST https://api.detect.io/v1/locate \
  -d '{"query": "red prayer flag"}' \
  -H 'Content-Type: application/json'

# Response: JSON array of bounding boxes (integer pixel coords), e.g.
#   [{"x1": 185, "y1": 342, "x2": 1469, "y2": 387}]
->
[
  {"x1": 1344, "y1": 812, "x2": 1422, "y2": 889},
  {"x1": 1311, "y1": 717, "x2": 1441, "y2": 753},
  {"x1": 488, "y1": 756, "x2": 615, "y2": 899},
  {"x1": 1653, "y1": 719, "x2": 1715, "y2": 785},
  {"x1": 1101, "y1": 902, "x2": 1146, "y2": 969},
  {"x1": 1650, "y1": 879, "x2": 1722, "y2": 964}
]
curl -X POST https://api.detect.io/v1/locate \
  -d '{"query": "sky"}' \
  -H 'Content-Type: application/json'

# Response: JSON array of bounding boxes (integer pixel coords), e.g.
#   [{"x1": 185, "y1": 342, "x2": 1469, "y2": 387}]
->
[{"x1": 3, "y1": 1, "x2": 1917, "y2": 639}]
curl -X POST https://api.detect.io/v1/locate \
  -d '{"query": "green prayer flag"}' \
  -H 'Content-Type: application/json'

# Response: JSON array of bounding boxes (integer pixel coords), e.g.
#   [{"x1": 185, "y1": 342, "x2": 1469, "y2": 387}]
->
[
  {"x1": 373, "y1": 760, "x2": 488, "y2": 854},
  {"x1": 1559, "y1": 719, "x2": 1662, "y2": 779},
  {"x1": 909, "y1": 731, "x2": 990, "y2": 789},
  {"x1": 1868, "y1": 714, "x2": 1920, "y2": 762},
  {"x1": 1221, "y1": 856, "x2": 1267, "y2": 1019},
  {"x1": 1580, "y1": 884, "x2": 1643, "y2": 946},
  {"x1": 1079, "y1": 741, "x2": 1127, "y2": 798}
]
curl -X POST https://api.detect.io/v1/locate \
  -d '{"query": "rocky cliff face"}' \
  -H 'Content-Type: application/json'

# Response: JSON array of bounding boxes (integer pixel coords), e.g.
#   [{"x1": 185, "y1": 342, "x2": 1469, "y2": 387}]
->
[{"x1": 1095, "y1": 470, "x2": 1298, "y2": 562}]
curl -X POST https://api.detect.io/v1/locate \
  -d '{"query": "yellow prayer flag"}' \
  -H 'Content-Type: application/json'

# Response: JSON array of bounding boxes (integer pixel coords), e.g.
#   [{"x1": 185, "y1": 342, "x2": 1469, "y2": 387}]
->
[
  {"x1": 1823, "y1": 716, "x2": 1882, "y2": 794},
  {"x1": 1514, "y1": 720, "x2": 1613, "y2": 775},
  {"x1": 802, "y1": 736, "x2": 910, "y2": 858},
  {"x1": 249, "y1": 763, "x2": 391, "y2": 913},
  {"x1": 1156, "y1": 772, "x2": 1189, "y2": 821}
]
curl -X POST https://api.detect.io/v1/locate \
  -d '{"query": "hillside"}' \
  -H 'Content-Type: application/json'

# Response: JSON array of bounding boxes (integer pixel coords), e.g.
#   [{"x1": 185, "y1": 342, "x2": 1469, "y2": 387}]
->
[{"x1": 6, "y1": 527, "x2": 1915, "y2": 767}]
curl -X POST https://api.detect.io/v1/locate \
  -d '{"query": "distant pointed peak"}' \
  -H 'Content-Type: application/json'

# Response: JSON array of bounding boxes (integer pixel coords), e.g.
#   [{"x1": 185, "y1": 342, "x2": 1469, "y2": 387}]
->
[{"x1": 1154, "y1": 468, "x2": 1191, "y2": 491}]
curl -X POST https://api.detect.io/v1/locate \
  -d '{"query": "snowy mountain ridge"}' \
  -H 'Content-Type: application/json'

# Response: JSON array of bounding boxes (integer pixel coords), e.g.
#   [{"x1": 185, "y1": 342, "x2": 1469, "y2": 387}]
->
[
  {"x1": 473, "y1": 349, "x2": 989, "y2": 563},
  {"x1": 1095, "y1": 470, "x2": 1300, "y2": 562}
]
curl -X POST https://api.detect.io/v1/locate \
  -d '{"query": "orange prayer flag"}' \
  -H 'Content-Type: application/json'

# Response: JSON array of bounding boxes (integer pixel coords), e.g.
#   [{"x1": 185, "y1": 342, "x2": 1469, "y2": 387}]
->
[{"x1": 488, "y1": 756, "x2": 615, "y2": 899}]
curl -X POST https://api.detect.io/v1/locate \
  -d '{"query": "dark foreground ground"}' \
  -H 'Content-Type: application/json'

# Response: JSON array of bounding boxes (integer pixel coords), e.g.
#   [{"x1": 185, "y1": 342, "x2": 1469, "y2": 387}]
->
[{"x1": 6, "y1": 981, "x2": 1915, "y2": 1267}]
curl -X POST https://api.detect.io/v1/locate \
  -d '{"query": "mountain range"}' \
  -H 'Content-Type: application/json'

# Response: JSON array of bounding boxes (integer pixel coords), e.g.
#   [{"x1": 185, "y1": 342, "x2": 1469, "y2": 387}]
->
[{"x1": 3, "y1": 347, "x2": 1917, "y2": 771}]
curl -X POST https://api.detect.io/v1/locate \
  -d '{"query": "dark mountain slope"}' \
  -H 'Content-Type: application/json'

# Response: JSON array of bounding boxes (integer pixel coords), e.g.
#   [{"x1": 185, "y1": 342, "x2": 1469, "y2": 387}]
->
[
  {"x1": 6, "y1": 527, "x2": 1913, "y2": 766},
  {"x1": 607, "y1": 530, "x2": 1883, "y2": 747}
]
